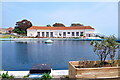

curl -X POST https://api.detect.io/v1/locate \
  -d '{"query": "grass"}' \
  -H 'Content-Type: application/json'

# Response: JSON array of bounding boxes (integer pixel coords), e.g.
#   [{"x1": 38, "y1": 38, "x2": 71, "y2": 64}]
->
[
  {"x1": 0, "y1": 35, "x2": 10, "y2": 38},
  {"x1": 0, "y1": 35, "x2": 17, "y2": 38}
]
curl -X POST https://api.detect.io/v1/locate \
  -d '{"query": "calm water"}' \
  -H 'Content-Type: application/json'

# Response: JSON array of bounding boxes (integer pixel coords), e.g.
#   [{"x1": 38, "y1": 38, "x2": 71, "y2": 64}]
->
[{"x1": 2, "y1": 40, "x2": 102, "y2": 71}]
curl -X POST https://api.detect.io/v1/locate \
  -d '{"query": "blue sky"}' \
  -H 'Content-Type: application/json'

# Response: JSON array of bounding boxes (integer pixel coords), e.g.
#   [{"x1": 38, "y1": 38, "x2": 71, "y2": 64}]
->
[{"x1": 2, "y1": 2, "x2": 118, "y2": 36}]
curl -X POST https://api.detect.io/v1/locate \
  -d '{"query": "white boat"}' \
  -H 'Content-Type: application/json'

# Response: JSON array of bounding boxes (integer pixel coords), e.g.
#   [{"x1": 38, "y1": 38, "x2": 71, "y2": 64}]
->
[{"x1": 45, "y1": 39, "x2": 53, "y2": 44}]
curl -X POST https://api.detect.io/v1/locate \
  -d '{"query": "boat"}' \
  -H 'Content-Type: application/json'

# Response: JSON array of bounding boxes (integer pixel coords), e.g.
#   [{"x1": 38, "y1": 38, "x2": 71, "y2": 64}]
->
[{"x1": 45, "y1": 39, "x2": 53, "y2": 44}]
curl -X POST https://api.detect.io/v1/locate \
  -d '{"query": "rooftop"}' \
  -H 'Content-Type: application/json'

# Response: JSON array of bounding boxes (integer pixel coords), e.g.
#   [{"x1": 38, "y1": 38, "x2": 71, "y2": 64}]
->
[
  {"x1": 5, "y1": 27, "x2": 13, "y2": 31},
  {"x1": 27, "y1": 26, "x2": 94, "y2": 30}
]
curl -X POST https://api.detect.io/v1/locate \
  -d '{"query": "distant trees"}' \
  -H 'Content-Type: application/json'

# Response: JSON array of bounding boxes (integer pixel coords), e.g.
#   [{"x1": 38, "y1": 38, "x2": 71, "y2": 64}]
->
[
  {"x1": 53, "y1": 23, "x2": 65, "y2": 27},
  {"x1": 13, "y1": 19, "x2": 32, "y2": 35},
  {"x1": 71, "y1": 23, "x2": 84, "y2": 27},
  {"x1": 46, "y1": 24, "x2": 51, "y2": 27},
  {"x1": 95, "y1": 34, "x2": 100, "y2": 37},
  {"x1": 48, "y1": 23, "x2": 84, "y2": 27}
]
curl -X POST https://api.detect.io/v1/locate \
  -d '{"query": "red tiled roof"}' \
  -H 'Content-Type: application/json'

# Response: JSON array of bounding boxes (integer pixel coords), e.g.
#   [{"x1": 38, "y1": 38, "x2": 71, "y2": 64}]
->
[
  {"x1": 5, "y1": 27, "x2": 13, "y2": 31},
  {"x1": 27, "y1": 26, "x2": 94, "y2": 30}
]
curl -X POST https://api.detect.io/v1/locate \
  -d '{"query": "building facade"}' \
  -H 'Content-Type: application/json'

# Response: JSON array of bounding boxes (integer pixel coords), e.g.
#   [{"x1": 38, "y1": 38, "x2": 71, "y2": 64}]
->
[
  {"x1": 0, "y1": 27, "x2": 13, "y2": 34},
  {"x1": 27, "y1": 26, "x2": 95, "y2": 38}
]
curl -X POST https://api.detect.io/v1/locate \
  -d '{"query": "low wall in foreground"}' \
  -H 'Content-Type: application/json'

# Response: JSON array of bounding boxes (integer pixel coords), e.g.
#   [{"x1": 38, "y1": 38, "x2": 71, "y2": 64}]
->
[{"x1": 69, "y1": 61, "x2": 120, "y2": 79}]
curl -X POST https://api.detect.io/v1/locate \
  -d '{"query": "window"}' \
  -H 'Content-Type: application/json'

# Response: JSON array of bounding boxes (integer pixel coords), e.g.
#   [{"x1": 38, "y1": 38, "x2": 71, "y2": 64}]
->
[
  {"x1": 37, "y1": 32, "x2": 40, "y2": 37},
  {"x1": 42, "y1": 32, "x2": 44, "y2": 37},
  {"x1": 80, "y1": 32, "x2": 83, "y2": 36},
  {"x1": 50, "y1": 32, "x2": 53, "y2": 37},
  {"x1": 68, "y1": 32, "x2": 70, "y2": 34},
  {"x1": 76, "y1": 32, "x2": 79, "y2": 36},
  {"x1": 46, "y1": 32, "x2": 49, "y2": 37},
  {"x1": 59, "y1": 33, "x2": 61, "y2": 36},
  {"x1": 63, "y1": 32, "x2": 66, "y2": 36},
  {"x1": 72, "y1": 32, "x2": 74, "y2": 36},
  {"x1": 89, "y1": 34, "x2": 91, "y2": 37}
]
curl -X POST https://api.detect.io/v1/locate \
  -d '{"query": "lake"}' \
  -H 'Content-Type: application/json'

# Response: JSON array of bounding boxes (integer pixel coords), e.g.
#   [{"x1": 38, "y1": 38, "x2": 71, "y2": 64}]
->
[{"x1": 2, "y1": 40, "x2": 117, "y2": 71}]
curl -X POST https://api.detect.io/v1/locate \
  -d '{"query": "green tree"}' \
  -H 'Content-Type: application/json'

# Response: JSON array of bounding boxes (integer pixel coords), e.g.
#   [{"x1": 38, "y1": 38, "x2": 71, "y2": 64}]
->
[
  {"x1": 71, "y1": 23, "x2": 84, "y2": 27},
  {"x1": 13, "y1": 28, "x2": 26, "y2": 35},
  {"x1": 90, "y1": 35, "x2": 119, "y2": 63},
  {"x1": 13, "y1": 28, "x2": 21, "y2": 34},
  {"x1": 15, "y1": 19, "x2": 32, "y2": 31},
  {"x1": 53, "y1": 23, "x2": 65, "y2": 27},
  {"x1": 95, "y1": 34, "x2": 100, "y2": 37},
  {"x1": 13, "y1": 19, "x2": 32, "y2": 35},
  {"x1": 46, "y1": 24, "x2": 51, "y2": 27},
  {"x1": 107, "y1": 36, "x2": 119, "y2": 61}
]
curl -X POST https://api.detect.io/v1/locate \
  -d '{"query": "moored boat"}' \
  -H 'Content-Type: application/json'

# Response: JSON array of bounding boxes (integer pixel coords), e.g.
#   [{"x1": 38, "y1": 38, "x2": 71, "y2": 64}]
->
[{"x1": 45, "y1": 39, "x2": 53, "y2": 44}]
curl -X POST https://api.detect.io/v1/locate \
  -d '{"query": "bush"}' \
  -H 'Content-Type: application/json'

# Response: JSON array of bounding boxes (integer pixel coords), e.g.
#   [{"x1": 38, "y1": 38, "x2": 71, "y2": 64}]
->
[
  {"x1": 23, "y1": 74, "x2": 29, "y2": 78},
  {"x1": 41, "y1": 72, "x2": 52, "y2": 80},
  {"x1": 74, "y1": 37, "x2": 79, "y2": 39},
  {"x1": 0, "y1": 71, "x2": 14, "y2": 79}
]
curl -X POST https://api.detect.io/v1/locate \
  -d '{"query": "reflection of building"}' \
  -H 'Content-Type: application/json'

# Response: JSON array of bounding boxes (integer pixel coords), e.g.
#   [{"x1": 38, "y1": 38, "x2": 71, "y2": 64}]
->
[
  {"x1": 27, "y1": 26, "x2": 95, "y2": 37},
  {"x1": 0, "y1": 27, "x2": 13, "y2": 34}
]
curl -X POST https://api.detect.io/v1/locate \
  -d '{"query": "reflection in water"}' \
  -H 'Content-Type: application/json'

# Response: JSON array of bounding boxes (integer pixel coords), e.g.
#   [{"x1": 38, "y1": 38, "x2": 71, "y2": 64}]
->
[
  {"x1": 16, "y1": 41, "x2": 43, "y2": 44},
  {"x1": 15, "y1": 42, "x2": 29, "y2": 64},
  {"x1": 45, "y1": 44, "x2": 53, "y2": 46},
  {"x1": 2, "y1": 40, "x2": 114, "y2": 71}
]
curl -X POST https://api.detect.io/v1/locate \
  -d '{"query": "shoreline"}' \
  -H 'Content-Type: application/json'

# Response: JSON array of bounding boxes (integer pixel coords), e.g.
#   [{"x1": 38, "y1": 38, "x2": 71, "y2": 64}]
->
[
  {"x1": 0, "y1": 38, "x2": 102, "y2": 41},
  {"x1": 1, "y1": 38, "x2": 119, "y2": 42}
]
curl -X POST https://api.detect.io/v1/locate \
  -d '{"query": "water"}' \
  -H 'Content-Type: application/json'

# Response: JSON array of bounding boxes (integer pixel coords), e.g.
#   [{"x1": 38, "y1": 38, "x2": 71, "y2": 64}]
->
[{"x1": 2, "y1": 40, "x2": 102, "y2": 71}]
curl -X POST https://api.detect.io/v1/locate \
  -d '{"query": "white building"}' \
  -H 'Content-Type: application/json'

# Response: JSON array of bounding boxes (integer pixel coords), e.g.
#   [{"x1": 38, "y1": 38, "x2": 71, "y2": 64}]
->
[{"x1": 27, "y1": 26, "x2": 95, "y2": 38}]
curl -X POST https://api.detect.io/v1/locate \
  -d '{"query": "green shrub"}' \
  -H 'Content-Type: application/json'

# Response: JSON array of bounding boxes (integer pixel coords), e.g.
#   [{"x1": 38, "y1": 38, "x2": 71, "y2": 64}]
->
[
  {"x1": 23, "y1": 75, "x2": 29, "y2": 78},
  {"x1": 41, "y1": 72, "x2": 52, "y2": 80},
  {"x1": 0, "y1": 73, "x2": 2, "y2": 78},
  {"x1": 64, "y1": 75, "x2": 69, "y2": 78},
  {"x1": 0, "y1": 71, "x2": 14, "y2": 79},
  {"x1": 74, "y1": 37, "x2": 79, "y2": 39}
]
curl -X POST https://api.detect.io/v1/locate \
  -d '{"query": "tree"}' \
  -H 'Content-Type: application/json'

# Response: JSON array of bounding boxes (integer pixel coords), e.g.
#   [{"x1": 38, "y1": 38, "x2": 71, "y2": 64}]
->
[
  {"x1": 46, "y1": 24, "x2": 51, "y2": 27},
  {"x1": 53, "y1": 23, "x2": 65, "y2": 27},
  {"x1": 15, "y1": 19, "x2": 32, "y2": 31},
  {"x1": 13, "y1": 19, "x2": 32, "y2": 35},
  {"x1": 13, "y1": 28, "x2": 21, "y2": 34},
  {"x1": 90, "y1": 35, "x2": 119, "y2": 63},
  {"x1": 90, "y1": 40, "x2": 108, "y2": 63},
  {"x1": 106, "y1": 36, "x2": 119, "y2": 61},
  {"x1": 71, "y1": 23, "x2": 84, "y2": 27},
  {"x1": 13, "y1": 28, "x2": 26, "y2": 35},
  {"x1": 95, "y1": 34, "x2": 100, "y2": 37}
]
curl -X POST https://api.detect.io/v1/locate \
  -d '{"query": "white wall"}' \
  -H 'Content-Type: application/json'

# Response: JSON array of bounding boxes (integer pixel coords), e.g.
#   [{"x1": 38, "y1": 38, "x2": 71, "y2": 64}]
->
[
  {"x1": 84, "y1": 29, "x2": 95, "y2": 37},
  {"x1": 27, "y1": 29, "x2": 95, "y2": 37},
  {"x1": 27, "y1": 29, "x2": 37, "y2": 37}
]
